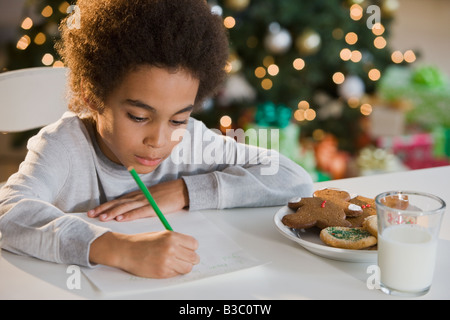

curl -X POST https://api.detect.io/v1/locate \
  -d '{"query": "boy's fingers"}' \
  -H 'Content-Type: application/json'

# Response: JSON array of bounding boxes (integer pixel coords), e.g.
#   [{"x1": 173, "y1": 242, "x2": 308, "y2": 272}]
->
[
  {"x1": 179, "y1": 234, "x2": 199, "y2": 251},
  {"x1": 88, "y1": 193, "x2": 148, "y2": 218},
  {"x1": 104, "y1": 201, "x2": 149, "y2": 221},
  {"x1": 177, "y1": 247, "x2": 200, "y2": 265},
  {"x1": 117, "y1": 205, "x2": 156, "y2": 221},
  {"x1": 171, "y1": 236, "x2": 200, "y2": 275},
  {"x1": 91, "y1": 200, "x2": 148, "y2": 221},
  {"x1": 87, "y1": 201, "x2": 118, "y2": 217}
]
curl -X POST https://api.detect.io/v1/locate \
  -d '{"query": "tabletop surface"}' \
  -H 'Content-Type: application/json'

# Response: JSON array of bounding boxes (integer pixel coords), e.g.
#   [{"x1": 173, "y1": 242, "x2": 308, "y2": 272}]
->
[{"x1": 1, "y1": 166, "x2": 449, "y2": 300}]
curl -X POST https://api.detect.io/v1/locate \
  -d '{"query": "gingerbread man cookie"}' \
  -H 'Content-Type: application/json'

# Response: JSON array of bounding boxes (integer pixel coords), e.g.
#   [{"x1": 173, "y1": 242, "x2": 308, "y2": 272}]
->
[
  {"x1": 313, "y1": 188, "x2": 363, "y2": 217},
  {"x1": 282, "y1": 197, "x2": 352, "y2": 230},
  {"x1": 287, "y1": 197, "x2": 303, "y2": 210},
  {"x1": 347, "y1": 195, "x2": 376, "y2": 227}
]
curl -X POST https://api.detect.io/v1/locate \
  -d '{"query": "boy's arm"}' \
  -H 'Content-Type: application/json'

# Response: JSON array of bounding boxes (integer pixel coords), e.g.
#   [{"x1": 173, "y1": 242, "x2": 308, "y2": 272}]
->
[
  {"x1": 182, "y1": 126, "x2": 314, "y2": 211},
  {"x1": 0, "y1": 131, "x2": 109, "y2": 267}
]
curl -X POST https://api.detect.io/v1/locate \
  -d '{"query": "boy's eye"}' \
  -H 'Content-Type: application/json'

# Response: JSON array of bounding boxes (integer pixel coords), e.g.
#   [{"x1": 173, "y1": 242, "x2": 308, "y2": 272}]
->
[
  {"x1": 127, "y1": 113, "x2": 147, "y2": 122},
  {"x1": 171, "y1": 119, "x2": 188, "y2": 126}
]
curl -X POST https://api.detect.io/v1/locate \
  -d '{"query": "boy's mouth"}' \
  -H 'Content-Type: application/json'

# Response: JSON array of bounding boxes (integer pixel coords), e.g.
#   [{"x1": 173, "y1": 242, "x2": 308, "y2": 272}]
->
[{"x1": 134, "y1": 155, "x2": 163, "y2": 167}]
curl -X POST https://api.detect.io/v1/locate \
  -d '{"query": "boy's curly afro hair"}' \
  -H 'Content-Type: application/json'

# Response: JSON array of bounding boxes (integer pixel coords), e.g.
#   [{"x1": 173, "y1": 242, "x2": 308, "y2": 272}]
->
[{"x1": 56, "y1": 0, "x2": 229, "y2": 117}]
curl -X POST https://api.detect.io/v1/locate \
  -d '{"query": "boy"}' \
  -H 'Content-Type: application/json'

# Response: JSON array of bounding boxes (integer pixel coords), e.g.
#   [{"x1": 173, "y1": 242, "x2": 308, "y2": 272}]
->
[{"x1": 0, "y1": 0, "x2": 313, "y2": 278}]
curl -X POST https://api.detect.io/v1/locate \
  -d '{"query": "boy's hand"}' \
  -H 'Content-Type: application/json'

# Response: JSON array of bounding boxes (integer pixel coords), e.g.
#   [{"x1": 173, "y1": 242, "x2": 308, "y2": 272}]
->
[
  {"x1": 87, "y1": 179, "x2": 189, "y2": 222},
  {"x1": 90, "y1": 231, "x2": 200, "y2": 278}
]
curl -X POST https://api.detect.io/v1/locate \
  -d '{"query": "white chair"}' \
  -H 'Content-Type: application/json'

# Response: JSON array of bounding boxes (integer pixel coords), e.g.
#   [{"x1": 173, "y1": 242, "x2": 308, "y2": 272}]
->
[
  {"x1": 0, "y1": 67, "x2": 69, "y2": 133},
  {"x1": 0, "y1": 67, "x2": 69, "y2": 186}
]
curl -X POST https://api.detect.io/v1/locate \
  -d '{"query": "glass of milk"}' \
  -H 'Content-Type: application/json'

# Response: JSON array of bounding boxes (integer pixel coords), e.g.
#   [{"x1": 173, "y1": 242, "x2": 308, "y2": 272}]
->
[{"x1": 376, "y1": 191, "x2": 445, "y2": 297}]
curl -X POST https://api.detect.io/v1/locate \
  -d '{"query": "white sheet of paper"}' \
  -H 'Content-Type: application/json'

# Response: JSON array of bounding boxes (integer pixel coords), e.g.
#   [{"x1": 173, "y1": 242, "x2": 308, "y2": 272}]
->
[{"x1": 74, "y1": 211, "x2": 264, "y2": 294}]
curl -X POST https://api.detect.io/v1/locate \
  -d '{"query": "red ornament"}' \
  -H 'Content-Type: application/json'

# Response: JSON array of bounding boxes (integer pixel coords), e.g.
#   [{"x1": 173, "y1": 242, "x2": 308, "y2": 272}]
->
[{"x1": 321, "y1": 200, "x2": 327, "y2": 208}]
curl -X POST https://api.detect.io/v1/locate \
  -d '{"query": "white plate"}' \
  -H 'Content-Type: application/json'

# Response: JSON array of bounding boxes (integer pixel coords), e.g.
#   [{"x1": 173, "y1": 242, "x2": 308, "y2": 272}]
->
[{"x1": 274, "y1": 206, "x2": 377, "y2": 263}]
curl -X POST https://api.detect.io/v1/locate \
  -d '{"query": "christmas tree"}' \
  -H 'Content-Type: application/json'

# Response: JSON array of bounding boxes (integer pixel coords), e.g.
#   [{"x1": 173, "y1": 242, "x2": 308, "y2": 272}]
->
[{"x1": 200, "y1": 0, "x2": 402, "y2": 154}]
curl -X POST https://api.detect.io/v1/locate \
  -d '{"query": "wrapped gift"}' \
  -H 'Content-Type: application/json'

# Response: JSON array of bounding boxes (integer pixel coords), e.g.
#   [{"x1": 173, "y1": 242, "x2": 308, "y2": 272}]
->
[
  {"x1": 245, "y1": 102, "x2": 298, "y2": 156},
  {"x1": 244, "y1": 102, "x2": 323, "y2": 181},
  {"x1": 378, "y1": 66, "x2": 450, "y2": 130},
  {"x1": 377, "y1": 133, "x2": 449, "y2": 169},
  {"x1": 356, "y1": 146, "x2": 407, "y2": 176},
  {"x1": 245, "y1": 120, "x2": 301, "y2": 162},
  {"x1": 314, "y1": 134, "x2": 350, "y2": 180}
]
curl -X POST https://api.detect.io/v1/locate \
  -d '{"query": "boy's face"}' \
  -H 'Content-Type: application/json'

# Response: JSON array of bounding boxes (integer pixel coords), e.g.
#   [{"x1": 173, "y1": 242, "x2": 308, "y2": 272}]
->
[{"x1": 93, "y1": 66, "x2": 199, "y2": 174}]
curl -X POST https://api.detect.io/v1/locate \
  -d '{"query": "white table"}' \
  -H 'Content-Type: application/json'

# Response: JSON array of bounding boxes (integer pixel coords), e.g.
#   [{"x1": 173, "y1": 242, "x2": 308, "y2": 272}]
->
[{"x1": 1, "y1": 166, "x2": 450, "y2": 300}]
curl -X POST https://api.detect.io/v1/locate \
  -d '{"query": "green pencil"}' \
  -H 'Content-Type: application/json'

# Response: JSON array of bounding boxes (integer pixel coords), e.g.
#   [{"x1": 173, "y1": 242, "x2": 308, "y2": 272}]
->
[{"x1": 128, "y1": 166, "x2": 173, "y2": 231}]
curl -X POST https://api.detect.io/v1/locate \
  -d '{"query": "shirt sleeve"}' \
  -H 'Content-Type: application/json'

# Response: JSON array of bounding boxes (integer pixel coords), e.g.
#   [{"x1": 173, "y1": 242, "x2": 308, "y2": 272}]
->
[
  {"x1": 0, "y1": 131, "x2": 110, "y2": 267},
  {"x1": 181, "y1": 123, "x2": 314, "y2": 211}
]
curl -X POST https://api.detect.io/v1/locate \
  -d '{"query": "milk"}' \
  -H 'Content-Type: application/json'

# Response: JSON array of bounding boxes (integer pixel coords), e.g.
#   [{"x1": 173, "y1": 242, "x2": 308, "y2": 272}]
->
[{"x1": 378, "y1": 224, "x2": 438, "y2": 293}]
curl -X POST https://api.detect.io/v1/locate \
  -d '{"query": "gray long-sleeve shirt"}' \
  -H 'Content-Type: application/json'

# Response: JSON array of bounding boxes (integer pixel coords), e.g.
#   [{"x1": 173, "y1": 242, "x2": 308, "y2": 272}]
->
[{"x1": 0, "y1": 112, "x2": 313, "y2": 267}]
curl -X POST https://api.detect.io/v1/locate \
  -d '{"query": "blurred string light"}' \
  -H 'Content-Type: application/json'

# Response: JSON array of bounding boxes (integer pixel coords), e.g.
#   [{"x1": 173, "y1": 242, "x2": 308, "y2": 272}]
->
[
  {"x1": 41, "y1": 53, "x2": 54, "y2": 66},
  {"x1": 332, "y1": 28, "x2": 344, "y2": 40},
  {"x1": 34, "y1": 32, "x2": 46, "y2": 45},
  {"x1": 332, "y1": 72, "x2": 345, "y2": 84},
  {"x1": 223, "y1": 16, "x2": 236, "y2": 29},
  {"x1": 41, "y1": 5, "x2": 53, "y2": 18},
  {"x1": 391, "y1": 50, "x2": 403, "y2": 63},
  {"x1": 340, "y1": 48, "x2": 352, "y2": 61},
  {"x1": 374, "y1": 36, "x2": 387, "y2": 49},
  {"x1": 360, "y1": 103, "x2": 373, "y2": 116},
  {"x1": 220, "y1": 115, "x2": 232, "y2": 128},
  {"x1": 372, "y1": 23, "x2": 385, "y2": 36},
  {"x1": 59, "y1": 2, "x2": 70, "y2": 13},
  {"x1": 350, "y1": 4, "x2": 363, "y2": 21},
  {"x1": 345, "y1": 32, "x2": 358, "y2": 45},
  {"x1": 254, "y1": 66, "x2": 266, "y2": 78},
  {"x1": 16, "y1": 35, "x2": 31, "y2": 50},
  {"x1": 261, "y1": 78, "x2": 273, "y2": 90},
  {"x1": 403, "y1": 50, "x2": 416, "y2": 63},
  {"x1": 53, "y1": 60, "x2": 64, "y2": 68},
  {"x1": 267, "y1": 64, "x2": 279, "y2": 76},
  {"x1": 293, "y1": 58, "x2": 305, "y2": 70},
  {"x1": 21, "y1": 17, "x2": 33, "y2": 30},
  {"x1": 294, "y1": 100, "x2": 316, "y2": 122},
  {"x1": 350, "y1": 50, "x2": 362, "y2": 62},
  {"x1": 368, "y1": 68, "x2": 381, "y2": 81}
]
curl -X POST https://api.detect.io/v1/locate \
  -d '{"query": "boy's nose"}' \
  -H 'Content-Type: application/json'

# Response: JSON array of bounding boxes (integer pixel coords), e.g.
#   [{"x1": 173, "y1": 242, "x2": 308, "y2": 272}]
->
[{"x1": 143, "y1": 123, "x2": 167, "y2": 148}]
